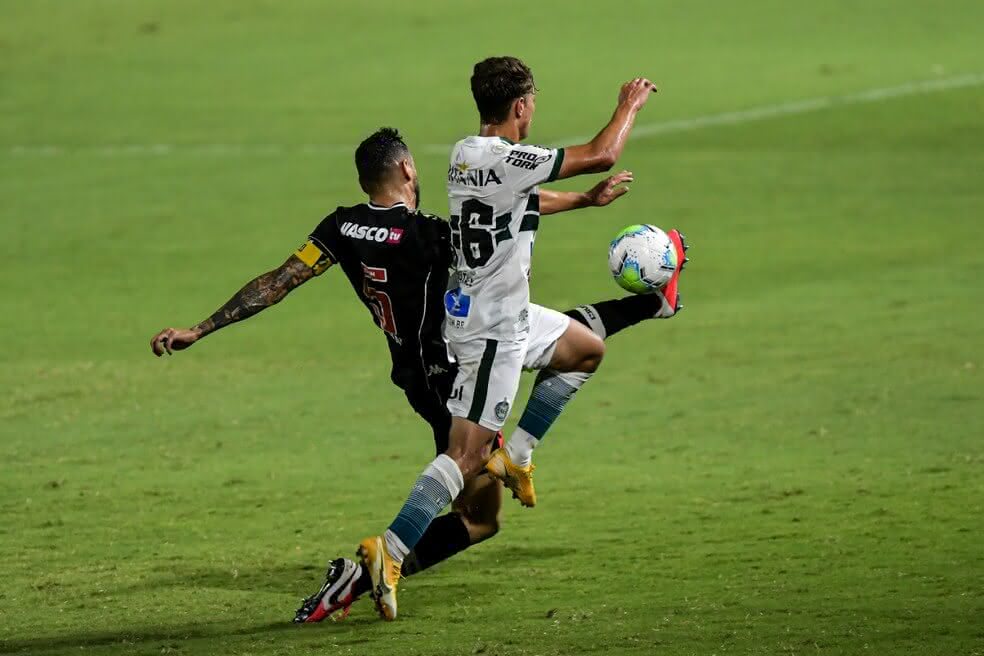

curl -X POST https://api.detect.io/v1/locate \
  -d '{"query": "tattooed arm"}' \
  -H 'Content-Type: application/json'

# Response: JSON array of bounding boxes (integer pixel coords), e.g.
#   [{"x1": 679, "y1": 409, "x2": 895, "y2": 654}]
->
[{"x1": 150, "y1": 254, "x2": 323, "y2": 356}]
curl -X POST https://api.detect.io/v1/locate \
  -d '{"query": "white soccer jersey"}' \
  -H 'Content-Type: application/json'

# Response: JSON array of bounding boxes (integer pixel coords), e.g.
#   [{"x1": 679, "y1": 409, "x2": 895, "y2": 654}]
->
[{"x1": 444, "y1": 136, "x2": 565, "y2": 341}]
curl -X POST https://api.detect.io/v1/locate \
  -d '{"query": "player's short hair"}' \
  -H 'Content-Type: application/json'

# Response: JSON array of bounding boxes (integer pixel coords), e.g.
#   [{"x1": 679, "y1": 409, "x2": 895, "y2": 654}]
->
[
  {"x1": 471, "y1": 56, "x2": 537, "y2": 124},
  {"x1": 355, "y1": 127, "x2": 410, "y2": 193}
]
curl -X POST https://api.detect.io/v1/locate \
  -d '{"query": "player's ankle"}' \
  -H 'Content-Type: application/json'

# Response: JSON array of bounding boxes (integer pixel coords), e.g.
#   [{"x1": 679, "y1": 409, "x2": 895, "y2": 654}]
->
[
  {"x1": 505, "y1": 435, "x2": 535, "y2": 468},
  {"x1": 383, "y1": 529, "x2": 409, "y2": 563}
]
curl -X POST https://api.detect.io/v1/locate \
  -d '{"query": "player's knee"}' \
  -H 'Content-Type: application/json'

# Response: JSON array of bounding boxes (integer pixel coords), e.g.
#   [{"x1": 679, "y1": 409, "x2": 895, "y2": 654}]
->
[
  {"x1": 459, "y1": 508, "x2": 500, "y2": 542},
  {"x1": 460, "y1": 454, "x2": 487, "y2": 479},
  {"x1": 474, "y1": 515, "x2": 500, "y2": 542},
  {"x1": 578, "y1": 335, "x2": 605, "y2": 373},
  {"x1": 445, "y1": 446, "x2": 486, "y2": 479},
  {"x1": 446, "y1": 421, "x2": 497, "y2": 479}
]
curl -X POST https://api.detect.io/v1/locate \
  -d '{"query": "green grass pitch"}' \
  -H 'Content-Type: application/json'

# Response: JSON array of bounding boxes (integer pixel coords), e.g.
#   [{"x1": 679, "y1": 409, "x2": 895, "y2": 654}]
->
[{"x1": 2, "y1": 1, "x2": 982, "y2": 654}]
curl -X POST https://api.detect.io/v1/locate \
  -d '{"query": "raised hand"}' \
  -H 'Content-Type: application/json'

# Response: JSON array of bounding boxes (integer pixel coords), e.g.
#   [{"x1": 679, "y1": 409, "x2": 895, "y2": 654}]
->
[
  {"x1": 586, "y1": 170, "x2": 634, "y2": 207},
  {"x1": 617, "y1": 78, "x2": 658, "y2": 112}
]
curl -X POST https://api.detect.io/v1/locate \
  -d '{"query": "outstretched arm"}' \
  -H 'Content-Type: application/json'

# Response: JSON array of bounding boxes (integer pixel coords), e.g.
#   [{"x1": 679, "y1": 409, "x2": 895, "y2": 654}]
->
[
  {"x1": 150, "y1": 254, "x2": 323, "y2": 356},
  {"x1": 554, "y1": 78, "x2": 657, "y2": 180},
  {"x1": 539, "y1": 171, "x2": 633, "y2": 216}
]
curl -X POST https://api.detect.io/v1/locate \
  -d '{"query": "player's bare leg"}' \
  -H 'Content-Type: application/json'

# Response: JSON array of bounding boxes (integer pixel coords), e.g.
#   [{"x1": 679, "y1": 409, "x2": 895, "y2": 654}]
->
[
  {"x1": 452, "y1": 468, "x2": 503, "y2": 543},
  {"x1": 298, "y1": 471, "x2": 503, "y2": 623},
  {"x1": 492, "y1": 229, "x2": 690, "y2": 507},
  {"x1": 487, "y1": 321, "x2": 604, "y2": 507},
  {"x1": 298, "y1": 460, "x2": 502, "y2": 623},
  {"x1": 358, "y1": 416, "x2": 495, "y2": 620}
]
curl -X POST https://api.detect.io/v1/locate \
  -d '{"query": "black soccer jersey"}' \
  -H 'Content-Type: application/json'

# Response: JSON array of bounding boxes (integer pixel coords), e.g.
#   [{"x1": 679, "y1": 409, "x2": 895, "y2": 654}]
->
[{"x1": 296, "y1": 202, "x2": 453, "y2": 393}]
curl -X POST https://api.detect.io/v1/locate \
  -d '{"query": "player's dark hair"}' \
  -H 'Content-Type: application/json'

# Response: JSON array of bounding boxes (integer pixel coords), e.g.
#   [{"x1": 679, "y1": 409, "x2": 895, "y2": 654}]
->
[
  {"x1": 471, "y1": 56, "x2": 536, "y2": 124},
  {"x1": 355, "y1": 127, "x2": 410, "y2": 193}
]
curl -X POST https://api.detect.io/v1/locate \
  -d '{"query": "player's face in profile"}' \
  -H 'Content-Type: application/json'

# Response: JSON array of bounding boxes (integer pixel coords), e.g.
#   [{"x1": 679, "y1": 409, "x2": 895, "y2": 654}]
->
[
  {"x1": 518, "y1": 93, "x2": 536, "y2": 139},
  {"x1": 403, "y1": 156, "x2": 421, "y2": 209}
]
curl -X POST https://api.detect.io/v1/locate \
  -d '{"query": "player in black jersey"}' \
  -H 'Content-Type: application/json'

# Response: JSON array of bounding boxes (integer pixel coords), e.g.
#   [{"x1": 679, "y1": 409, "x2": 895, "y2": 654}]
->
[
  {"x1": 150, "y1": 130, "x2": 457, "y2": 450},
  {"x1": 149, "y1": 128, "x2": 683, "y2": 622}
]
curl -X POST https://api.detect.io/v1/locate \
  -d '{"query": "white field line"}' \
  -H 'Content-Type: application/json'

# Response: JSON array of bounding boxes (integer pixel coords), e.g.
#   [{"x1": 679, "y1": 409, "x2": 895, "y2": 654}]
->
[
  {"x1": 546, "y1": 72, "x2": 984, "y2": 147},
  {"x1": 6, "y1": 73, "x2": 983, "y2": 158}
]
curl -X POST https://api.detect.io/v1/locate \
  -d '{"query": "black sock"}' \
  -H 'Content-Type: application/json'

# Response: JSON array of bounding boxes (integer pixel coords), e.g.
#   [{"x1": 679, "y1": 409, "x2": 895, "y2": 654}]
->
[
  {"x1": 401, "y1": 512, "x2": 471, "y2": 576},
  {"x1": 353, "y1": 512, "x2": 472, "y2": 597},
  {"x1": 564, "y1": 295, "x2": 662, "y2": 340}
]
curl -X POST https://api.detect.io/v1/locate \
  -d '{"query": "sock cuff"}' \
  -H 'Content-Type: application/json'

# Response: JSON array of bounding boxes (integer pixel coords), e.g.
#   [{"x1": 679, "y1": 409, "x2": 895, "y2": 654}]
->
[
  {"x1": 384, "y1": 529, "x2": 411, "y2": 561},
  {"x1": 570, "y1": 305, "x2": 607, "y2": 340},
  {"x1": 555, "y1": 369, "x2": 592, "y2": 386},
  {"x1": 538, "y1": 368, "x2": 591, "y2": 389},
  {"x1": 428, "y1": 453, "x2": 464, "y2": 498}
]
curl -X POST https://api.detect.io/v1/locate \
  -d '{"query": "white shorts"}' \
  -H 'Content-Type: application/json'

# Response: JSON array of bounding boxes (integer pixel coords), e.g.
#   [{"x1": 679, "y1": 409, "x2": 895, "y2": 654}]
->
[{"x1": 446, "y1": 304, "x2": 570, "y2": 431}]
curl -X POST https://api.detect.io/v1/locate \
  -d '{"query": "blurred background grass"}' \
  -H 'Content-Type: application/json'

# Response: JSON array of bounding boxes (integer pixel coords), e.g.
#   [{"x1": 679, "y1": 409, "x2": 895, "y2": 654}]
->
[{"x1": 1, "y1": 2, "x2": 982, "y2": 654}]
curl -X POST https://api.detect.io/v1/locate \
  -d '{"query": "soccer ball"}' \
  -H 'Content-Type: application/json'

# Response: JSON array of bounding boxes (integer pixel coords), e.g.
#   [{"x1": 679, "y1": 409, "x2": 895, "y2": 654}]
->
[{"x1": 608, "y1": 224, "x2": 678, "y2": 294}]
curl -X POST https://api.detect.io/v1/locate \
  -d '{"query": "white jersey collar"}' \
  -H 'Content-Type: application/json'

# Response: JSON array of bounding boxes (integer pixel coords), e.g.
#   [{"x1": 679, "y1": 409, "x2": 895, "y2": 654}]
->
[{"x1": 368, "y1": 201, "x2": 408, "y2": 211}]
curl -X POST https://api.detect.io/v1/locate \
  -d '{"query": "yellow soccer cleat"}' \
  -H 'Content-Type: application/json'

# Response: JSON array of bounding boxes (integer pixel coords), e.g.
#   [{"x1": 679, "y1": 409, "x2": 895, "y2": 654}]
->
[
  {"x1": 486, "y1": 448, "x2": 537, "y2": 508},
  {"x1": 356, "y1": 536, "x2": 401, "y2": 621}
]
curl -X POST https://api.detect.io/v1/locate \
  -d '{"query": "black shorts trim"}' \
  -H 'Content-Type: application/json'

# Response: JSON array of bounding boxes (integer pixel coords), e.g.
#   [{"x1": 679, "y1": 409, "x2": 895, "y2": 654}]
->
[{"x1": 467, "y1": 339, "x2": 498, "y2": 423}]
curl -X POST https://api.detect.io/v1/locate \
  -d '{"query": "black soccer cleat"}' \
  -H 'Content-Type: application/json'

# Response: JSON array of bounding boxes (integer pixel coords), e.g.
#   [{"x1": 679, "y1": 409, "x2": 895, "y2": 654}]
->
[{"x1": 293, "y1": 558, "x2": 363, "y2": 623}]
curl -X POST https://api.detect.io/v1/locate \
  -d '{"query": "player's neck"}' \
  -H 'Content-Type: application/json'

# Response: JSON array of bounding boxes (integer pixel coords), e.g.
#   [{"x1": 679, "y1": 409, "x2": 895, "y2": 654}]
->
[
  {"x1": 479, "y1": 121, "x2": 522, "y2": 143},
  {"x1": 369, "y1": 190, "x2": 413, "y2": 209}
]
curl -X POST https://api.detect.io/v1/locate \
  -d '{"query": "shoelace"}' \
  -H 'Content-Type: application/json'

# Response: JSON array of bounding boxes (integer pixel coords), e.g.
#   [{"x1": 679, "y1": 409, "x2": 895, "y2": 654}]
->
[{"x1": 388, "y1": 560, "x2": 402, "y2": 584}]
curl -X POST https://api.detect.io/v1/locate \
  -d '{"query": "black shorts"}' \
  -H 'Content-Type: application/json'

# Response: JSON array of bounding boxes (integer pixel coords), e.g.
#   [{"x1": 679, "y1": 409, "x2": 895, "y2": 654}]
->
[{"x1": 393, "y1": 363, "x2": 457, "y2": 455}]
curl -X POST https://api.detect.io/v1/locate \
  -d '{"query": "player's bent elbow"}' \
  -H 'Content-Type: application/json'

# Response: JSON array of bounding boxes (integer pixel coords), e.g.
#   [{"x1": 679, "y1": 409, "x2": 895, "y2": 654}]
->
[
  {"x1": 564, "y1": 144, "x2": 616, "y2": 177},
  {"x1": 594, "y1": 151, "x2": 617, "y2": 171},
  {"x1": 585, "y1": 143, "x2": 618, "y2": 172}
]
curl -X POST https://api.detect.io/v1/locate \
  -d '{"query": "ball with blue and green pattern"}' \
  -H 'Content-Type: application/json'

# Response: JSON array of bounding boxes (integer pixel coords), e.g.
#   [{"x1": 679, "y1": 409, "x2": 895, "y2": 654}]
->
[{"x1": 608, "y1": 224, "x2": 678, "y2": 294}]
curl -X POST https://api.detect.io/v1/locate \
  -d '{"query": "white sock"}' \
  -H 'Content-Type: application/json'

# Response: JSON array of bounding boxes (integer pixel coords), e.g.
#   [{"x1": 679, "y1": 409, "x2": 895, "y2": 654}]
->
[
  {"x1": 506, "y1": 369, "x2": 593, "y2": 468},
  {"x1": 383, "y1": 454, "x2": 463, "y2": 562},
  {"x1": 428, "y1": 453, "x2": 465, "y2": 495},
  {"x1": 384, "y1": 529, "x2": 410, "y2": 561},
  {"x1": 505, "y1": 429, "x2": 539, "y2": 467}
]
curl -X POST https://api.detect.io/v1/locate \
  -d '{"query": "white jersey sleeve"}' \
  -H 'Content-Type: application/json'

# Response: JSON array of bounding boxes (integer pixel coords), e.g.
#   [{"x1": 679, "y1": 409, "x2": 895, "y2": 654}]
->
[{"x1": 501, "y1": 143, "x2": 565, "y2": 191}]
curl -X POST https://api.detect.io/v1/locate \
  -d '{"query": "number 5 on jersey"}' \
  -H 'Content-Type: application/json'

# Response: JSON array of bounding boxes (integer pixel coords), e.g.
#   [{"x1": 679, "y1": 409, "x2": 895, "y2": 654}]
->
[{"x1": 361, "y1": 264, "x2": 397, "y2": 337}]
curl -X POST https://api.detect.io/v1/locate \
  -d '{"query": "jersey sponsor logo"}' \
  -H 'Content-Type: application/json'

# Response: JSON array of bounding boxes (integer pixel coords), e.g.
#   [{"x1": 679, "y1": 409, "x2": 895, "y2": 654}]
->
[
  {"x1": 444, "y1": 287, "x2": 471, "y2": 318},
  {"x1": 340, "y1": 221, "x2": 402, "y2": 244},
  {"x1": 447, "y1": 163, "x2": 503, "y2": 187},
  {"x1": 455, "y1": 270, "x2": 477, "y2": 287},
  {"x1": 505, "y1": 149, "x2": 551, "y2": 170},
  {"x1": 494, "y1": 399, "x2": 510, "y2": 422}
]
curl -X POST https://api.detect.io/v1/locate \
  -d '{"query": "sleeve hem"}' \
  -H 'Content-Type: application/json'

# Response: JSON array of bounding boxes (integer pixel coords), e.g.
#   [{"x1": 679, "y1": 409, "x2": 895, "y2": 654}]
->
[
  {"x1": 309, "y1": 234, "x2": 337, "y2": 263},
  {"x1": 546, "y1": 148, "x2": 565, "y2": 182}
]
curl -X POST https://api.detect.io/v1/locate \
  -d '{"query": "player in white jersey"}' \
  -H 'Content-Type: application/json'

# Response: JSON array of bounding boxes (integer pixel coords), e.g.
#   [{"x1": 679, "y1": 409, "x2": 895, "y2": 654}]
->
[
  {"x1": 443, "y1": 136, "x2": 560, "y2": 343},
  {"x1": 355, "y1": 57, "x2": 686, "y2": 621},
  {"x1": 442, "y1": 57, "x2": 685, "y2": 505}
]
